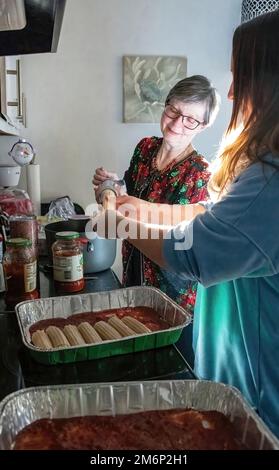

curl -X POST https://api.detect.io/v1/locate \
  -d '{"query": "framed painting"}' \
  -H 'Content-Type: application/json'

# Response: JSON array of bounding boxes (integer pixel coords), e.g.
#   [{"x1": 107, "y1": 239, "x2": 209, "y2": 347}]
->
[{"x1": 123, "y1": 55, "x2": 187, "y2": 123}]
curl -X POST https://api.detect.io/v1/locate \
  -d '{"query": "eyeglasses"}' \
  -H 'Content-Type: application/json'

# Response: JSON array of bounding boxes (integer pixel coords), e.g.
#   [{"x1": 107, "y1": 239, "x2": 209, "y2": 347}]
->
[{"x1": 164, "y1": 104, "x2": 204, "y2": 130}]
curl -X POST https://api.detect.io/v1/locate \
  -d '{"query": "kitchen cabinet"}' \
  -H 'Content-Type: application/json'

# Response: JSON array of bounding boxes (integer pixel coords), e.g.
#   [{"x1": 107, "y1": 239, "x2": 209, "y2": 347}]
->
[{"x1": 0, "y1": 56, "x2": 26, "y2": 135}]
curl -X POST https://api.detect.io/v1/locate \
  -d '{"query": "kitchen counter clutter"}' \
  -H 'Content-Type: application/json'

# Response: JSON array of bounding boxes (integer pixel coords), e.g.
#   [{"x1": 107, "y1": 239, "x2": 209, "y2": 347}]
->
[
  {"x1": 0, "y1": 265, "x2": 196, "y2": 404},
  {"x1": 0, "y1": 262, "x2": 121, "y2": 313}
]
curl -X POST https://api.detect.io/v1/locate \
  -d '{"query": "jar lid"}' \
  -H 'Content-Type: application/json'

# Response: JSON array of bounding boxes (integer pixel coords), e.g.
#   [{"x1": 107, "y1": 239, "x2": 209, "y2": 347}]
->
[
  {"x1": 55, "y1": 231, "x2": 80, "y2": 240},
  {"x1": 6, "y1": 238, "x2": 32, "y2": 248}
]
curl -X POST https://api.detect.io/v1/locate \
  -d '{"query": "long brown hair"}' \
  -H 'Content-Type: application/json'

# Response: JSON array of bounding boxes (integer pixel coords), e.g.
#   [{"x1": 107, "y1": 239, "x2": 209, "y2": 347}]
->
[{"x1": 210, "y1": 10, "x2": 279, "y2": 197}]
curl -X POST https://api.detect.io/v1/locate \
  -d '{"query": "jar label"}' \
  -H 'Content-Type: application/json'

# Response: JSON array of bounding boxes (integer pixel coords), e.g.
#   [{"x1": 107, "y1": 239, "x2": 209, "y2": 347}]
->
[
  {"x1": 24, "y1": 261, "x2": 37, "y2": 292},
  {"x1": 53, "y1": 255, "x2": 83, "y2": 282}
]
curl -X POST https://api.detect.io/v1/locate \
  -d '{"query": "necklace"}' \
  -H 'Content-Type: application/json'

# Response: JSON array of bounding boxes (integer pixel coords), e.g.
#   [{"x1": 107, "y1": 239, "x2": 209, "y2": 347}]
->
[{"x1": 152, "y1": 144, "x2": 195, "y2": 173}]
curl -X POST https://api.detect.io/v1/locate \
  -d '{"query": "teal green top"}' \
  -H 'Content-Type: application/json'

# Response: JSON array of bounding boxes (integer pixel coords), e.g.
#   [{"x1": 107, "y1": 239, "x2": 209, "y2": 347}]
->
[{"x1": 163, "y1": 154, "x2": 279, "y2": 438}]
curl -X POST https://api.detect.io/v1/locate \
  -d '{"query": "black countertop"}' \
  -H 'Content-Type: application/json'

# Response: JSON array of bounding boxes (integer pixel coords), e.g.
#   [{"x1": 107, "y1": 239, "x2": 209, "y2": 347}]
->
[{"x1": 0, "y1": 264, "x2": 196, "y2": 403}]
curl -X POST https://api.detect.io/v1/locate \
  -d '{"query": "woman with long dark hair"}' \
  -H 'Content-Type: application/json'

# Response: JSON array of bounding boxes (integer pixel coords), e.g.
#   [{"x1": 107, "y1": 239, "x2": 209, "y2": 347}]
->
[{"x1": 106, "y1": 10, "x2": 279, "y2": 436}]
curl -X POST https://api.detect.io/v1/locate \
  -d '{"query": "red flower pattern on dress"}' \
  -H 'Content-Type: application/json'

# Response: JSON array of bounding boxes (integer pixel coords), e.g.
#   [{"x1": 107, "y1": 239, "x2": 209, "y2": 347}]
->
[{"x1": 122, "y1": 136, "x2": 210, "y2": 315}]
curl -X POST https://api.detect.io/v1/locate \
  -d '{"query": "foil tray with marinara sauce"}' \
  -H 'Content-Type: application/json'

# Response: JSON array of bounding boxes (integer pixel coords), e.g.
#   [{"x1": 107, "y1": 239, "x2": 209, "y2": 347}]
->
[
  {"x1": 15, "y1": 286, "x2": 191, "y2": 365},
  {"x1": 0, "y1": 380, "x2": 278, "y2": 450}
]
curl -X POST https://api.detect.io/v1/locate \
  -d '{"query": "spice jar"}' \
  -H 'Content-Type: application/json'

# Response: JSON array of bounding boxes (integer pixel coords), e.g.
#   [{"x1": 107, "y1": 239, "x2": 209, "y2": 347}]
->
[
  {"x1": 3, "y1": 238, "x2": 39, "y2": 307},
  {"x1": 52, "y1": 231, "x2": 84, "y2": 293},
  {"x1": 9, "y1": 215, "x2": 38, "y2": 257}
]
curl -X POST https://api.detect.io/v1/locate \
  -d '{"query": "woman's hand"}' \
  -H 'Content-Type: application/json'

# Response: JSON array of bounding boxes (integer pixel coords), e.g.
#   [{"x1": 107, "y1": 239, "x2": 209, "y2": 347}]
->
[{"x1": 92, "y1": 167, "x2": 119, "y2": 189}]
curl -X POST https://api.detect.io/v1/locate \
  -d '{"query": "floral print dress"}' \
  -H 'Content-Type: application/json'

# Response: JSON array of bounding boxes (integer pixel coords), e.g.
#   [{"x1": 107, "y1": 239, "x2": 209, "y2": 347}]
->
[{"x1": 122, "y1": 136, "x2": 210, "y2": 315}]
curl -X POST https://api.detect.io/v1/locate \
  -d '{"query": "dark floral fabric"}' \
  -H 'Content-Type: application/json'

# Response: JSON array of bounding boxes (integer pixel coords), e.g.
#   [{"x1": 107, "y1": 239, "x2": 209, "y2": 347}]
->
[{"x1": 122, "y1": 136, "x2": 210, "y2": 314}]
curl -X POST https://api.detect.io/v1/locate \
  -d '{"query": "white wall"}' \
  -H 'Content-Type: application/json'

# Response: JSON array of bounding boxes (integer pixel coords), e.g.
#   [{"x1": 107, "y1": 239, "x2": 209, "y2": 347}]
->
[
  {"x1": 18, "y1": 0, "x2": 242, "y2": 205},
  {"x1": 0, "y1": 0, "x2": 242, "y2": 277}
]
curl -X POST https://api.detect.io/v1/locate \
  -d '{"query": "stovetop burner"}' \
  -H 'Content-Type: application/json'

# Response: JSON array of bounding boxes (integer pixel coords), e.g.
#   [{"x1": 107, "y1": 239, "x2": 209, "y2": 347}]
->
[
  {"x1": 0, "y1": 314, "x2": 25, "y2": 399},
  {"x1": 2, "y1": 346, "x2": 22, "y2": 378},
  {"x1": 17, "y1": 344, "x2": 192, "y2": 387}
]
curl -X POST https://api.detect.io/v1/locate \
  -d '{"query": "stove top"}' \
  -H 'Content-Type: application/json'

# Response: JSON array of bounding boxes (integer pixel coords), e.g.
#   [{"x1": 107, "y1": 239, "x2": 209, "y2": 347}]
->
[{"x1": 0, "y1": 312, "x2": 195, "y2": 402}]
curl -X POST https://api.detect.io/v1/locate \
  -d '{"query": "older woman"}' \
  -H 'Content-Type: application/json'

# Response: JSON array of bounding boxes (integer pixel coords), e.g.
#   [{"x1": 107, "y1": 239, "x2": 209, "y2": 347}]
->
[{"x1": 93, "y1": 75, "x2": 219, "y2": 313}]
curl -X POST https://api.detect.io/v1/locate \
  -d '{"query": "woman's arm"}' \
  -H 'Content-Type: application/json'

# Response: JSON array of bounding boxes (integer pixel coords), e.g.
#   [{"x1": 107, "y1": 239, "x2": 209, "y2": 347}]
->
[
  {"x1": 94, "y1": 208, "x2": 169, "y2": 266},
  {"x1": 116, "y1": 195, "x2": 206, "y2": 224}
]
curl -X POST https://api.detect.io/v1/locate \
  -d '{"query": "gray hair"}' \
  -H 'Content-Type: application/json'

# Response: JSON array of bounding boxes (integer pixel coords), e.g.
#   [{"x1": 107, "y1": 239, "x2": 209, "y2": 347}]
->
[{"x1": 165, "y1": 75, "x2": 220, "y2": 126}]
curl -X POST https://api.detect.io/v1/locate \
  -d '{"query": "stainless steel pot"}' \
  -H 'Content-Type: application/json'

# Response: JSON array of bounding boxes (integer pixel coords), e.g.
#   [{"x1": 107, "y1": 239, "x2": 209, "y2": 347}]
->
[{"x1": 44, "y1": 219, "x2": 116, "y2": 274}]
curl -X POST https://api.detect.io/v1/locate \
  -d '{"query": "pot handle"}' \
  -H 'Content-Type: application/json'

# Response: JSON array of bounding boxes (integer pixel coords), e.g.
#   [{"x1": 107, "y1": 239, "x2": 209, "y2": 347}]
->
[{"x1": 86, "y1": 241, "x2": 94, "y2": 253}]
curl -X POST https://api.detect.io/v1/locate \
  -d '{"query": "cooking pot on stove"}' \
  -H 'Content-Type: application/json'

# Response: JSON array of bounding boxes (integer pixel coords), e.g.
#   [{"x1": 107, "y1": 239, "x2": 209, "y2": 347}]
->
[{"x1": 44, "y1": 219, "x2": 116, "y2": 274}]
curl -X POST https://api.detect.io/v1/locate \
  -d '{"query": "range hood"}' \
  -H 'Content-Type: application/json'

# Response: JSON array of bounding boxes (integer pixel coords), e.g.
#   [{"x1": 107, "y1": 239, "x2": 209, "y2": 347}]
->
[{"x1": 0, "y1": 0, "x2": 66, "y2": 56}]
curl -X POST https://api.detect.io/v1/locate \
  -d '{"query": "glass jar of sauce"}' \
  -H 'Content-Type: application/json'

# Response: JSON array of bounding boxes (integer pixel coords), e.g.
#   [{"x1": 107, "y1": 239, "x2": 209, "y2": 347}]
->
[
  {"x1": 52, "y1": 231, "x2": 84, "y2": 293},
  {"x1": 9, "y1": 214, "x2": 38, "y2": 257},
  {"x1": 3, "y1": 238, "x2": 39, "y2": 307}
]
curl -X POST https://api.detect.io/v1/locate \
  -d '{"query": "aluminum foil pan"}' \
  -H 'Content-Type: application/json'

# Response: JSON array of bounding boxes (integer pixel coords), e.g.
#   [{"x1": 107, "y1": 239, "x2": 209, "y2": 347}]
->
[
  {"x1": 0, "y1": 380, "x2": 278, "y2": 450},
  {"x1": 15, "y1": 287, "x2": 191, "y2": 364}
]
